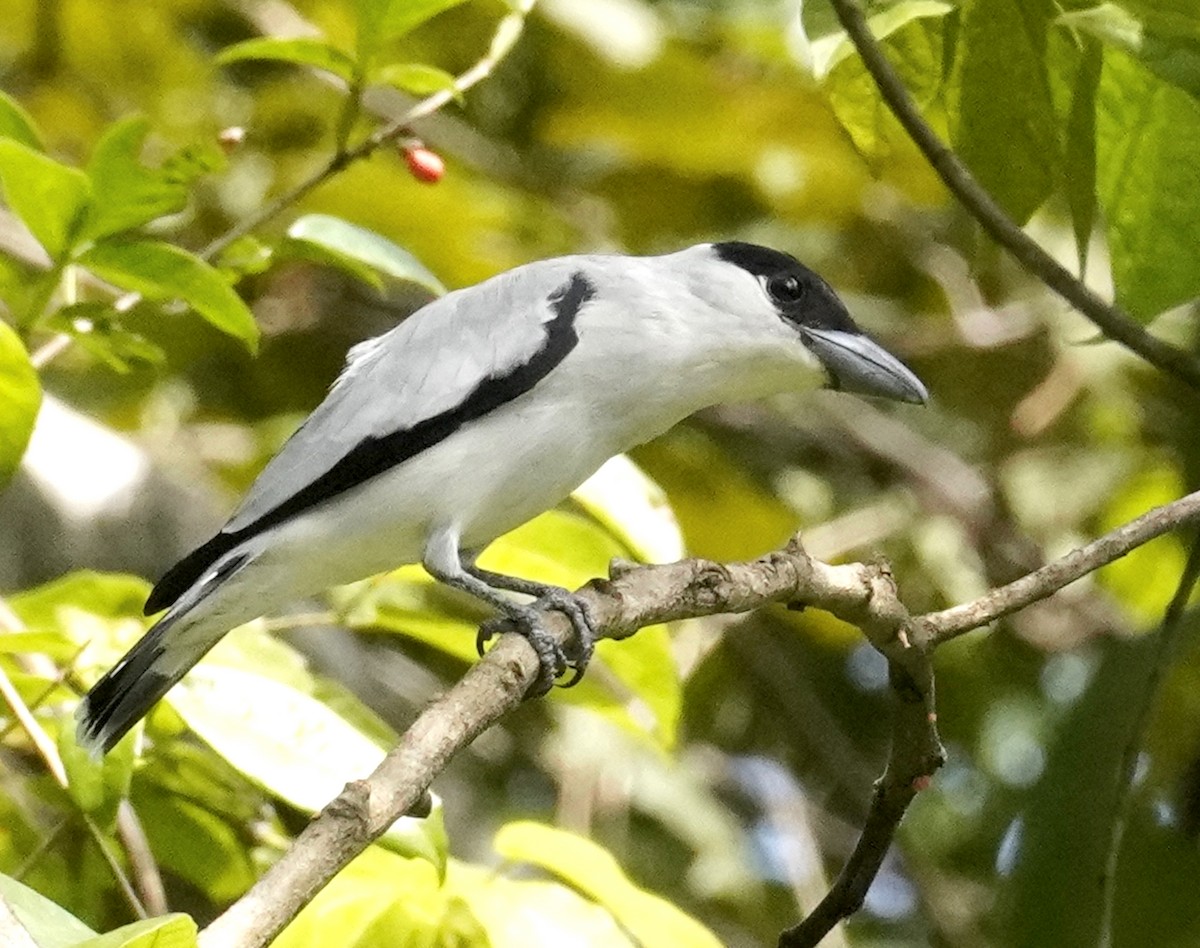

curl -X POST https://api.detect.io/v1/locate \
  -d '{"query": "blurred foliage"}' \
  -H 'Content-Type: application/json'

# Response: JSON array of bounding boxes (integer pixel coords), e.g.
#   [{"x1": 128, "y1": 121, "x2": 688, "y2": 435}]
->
[{"x1": 1, "y1": 0, "x2": 1200, "y2": 946}]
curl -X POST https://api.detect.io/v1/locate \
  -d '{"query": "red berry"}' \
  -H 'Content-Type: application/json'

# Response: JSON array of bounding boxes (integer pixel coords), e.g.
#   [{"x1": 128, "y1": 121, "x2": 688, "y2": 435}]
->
[{"x1": 404, "y1": 145, "x2": 444, "y2": 184}]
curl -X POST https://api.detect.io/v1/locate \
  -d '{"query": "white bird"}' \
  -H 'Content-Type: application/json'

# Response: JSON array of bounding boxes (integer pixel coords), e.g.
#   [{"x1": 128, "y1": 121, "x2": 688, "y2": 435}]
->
[{"x1": 77, "y1": 242, "x2": 927, "y2": 753}]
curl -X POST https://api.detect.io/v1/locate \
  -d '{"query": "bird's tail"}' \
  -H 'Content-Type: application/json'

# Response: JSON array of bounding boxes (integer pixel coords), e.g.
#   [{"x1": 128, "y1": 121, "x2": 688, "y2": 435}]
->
[{"x1": 76, "y1": 610, "x2": 223, "y2": 755}]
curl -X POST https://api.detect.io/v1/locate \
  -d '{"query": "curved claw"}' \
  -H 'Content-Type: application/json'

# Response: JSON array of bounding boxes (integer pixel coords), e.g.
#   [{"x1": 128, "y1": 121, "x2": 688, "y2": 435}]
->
[{"x1": 474, "y1": 590, "x2": 598, "y2": 694}]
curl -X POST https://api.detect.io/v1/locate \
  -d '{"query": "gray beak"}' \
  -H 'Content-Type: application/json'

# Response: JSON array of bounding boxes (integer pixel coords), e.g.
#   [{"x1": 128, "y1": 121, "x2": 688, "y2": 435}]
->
[{"x1": 803, "y1": 327, "x2": 928, "y2": 404}]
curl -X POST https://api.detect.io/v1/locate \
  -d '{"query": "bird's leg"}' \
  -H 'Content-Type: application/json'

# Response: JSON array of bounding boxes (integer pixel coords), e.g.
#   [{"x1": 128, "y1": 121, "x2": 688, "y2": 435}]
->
[
  {"x1": 423, "y1": 529, "x2": 568, "y2": 695},
  {"x1": 461, "y1": 551, "x2": 597, "y2": 684}
]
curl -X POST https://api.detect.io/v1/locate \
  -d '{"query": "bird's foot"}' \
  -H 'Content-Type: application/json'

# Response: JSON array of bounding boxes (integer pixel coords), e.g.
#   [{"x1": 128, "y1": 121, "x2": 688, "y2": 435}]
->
[{"x1": 476, "y1": 590, "x2": 598, "y2": 695}]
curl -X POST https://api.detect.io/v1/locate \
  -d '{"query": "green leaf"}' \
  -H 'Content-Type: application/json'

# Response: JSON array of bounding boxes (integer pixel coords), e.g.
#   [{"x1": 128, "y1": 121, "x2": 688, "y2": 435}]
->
[
  {"x1": 216, "y1": 37, "x2": 358, "y2": 84},
  {"x1": 274, "y1": 235, "x2": 384, "y2": 292},
  {"x1": 337, "y1": 508, "x2": 682, "y2": 747},
  {"x1": 572, "y1": 455, "x2": 684, "y2": 563},
  {"x1": 1060, "y1": 3, "x2": 1200, "y2": 103},
  {"x1": 493, "y1": 822, "x2": 722, "y2": 948},
  {"x1": 59, "y1": 716, "x2": 136, "y2": 828},
  {"x1": 0, "y1": 320, "x2": 40, "y2": 485},
  {"x1": 0, "y1": 139, "x2": 90, "y2": 258},
  {"x1": 275, "y1": 848, "x2": 487, "y2": 948},
  {"x1": 1096, "y1": 50, "x2": 1200, "y2": 319},
  {"x1": 355, "y1": 0, "x2": 470, "y2": 59},
  {"x1": 949, "y1": 0, "x2": 1060, "y2": 224},
  {"x1": 73, "y1": 914, "x2": 197, "y2": 948},
  {"x1": 167, "y1": 664, "x2": 447, "y2": 869},
  {"x1": 0, "y1": 90, "x2": 42, "y2": 149},
  {"x1": 1065, "y1": 38, "x2": 1102, "y2": 271},
  {"x1": 79, "y1": 116, "x2": 189, "y2": 242},
  {"x1": 822, "y1": 10, "x2": 950, "y2": 164},
  {"x1": 286, "y1": 214, "x2": 446, "y2": 295},
  {"x1": 78, "y1": 239, "x2": 259, "y2": 351},
  {"x1": 372, "y1": 62, "x2": 459, "y2": 97},
  {"x1": 0, "y1": 872, "x2": 97, "y2": 948},
  {"x1": 8, "y1": 571, "x2": 150, "y2": 632},
  {"x1": 804, "y1": 0, "x2": 953, "y2": 78},
  {"x1": 454, "y1": 861, "x2": 634, "y2": 946},
  {"x1": 379, "y1": 0, "x2": 470, "y2": 40},
  {"x1": 128, "y1": 780, "x2": 257, "y2": 904},
  {"x1": 45, "y1": 301, "x2": 167, "y2": 373}
]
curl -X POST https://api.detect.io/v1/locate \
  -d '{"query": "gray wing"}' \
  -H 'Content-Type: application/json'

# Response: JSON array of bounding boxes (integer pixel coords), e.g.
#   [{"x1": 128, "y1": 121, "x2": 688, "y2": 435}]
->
[
  {"x1": 144, "y1": 261, "x2": 594, "y2": 615},
  {"x1": 228, "y1": 259, "x2": 588, "y2": 532}
]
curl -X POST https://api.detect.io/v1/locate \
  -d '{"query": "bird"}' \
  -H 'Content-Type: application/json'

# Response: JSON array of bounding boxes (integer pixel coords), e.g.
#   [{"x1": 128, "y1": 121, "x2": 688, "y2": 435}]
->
[{"x1": 76, "y1": 241, "x2": 928, "y2": 754}]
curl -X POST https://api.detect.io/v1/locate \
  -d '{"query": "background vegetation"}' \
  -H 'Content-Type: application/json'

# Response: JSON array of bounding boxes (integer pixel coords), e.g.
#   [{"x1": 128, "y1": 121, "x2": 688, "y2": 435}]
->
[{"x1": 1, "y1": 0, "x2": 1200, "y2": 945}]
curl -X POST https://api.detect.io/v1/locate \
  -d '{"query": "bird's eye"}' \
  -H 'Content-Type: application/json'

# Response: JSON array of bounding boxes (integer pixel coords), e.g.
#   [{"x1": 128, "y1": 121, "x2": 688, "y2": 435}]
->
[{"x1": 768, "y1": 274, "x2": 805, "y2": 304}]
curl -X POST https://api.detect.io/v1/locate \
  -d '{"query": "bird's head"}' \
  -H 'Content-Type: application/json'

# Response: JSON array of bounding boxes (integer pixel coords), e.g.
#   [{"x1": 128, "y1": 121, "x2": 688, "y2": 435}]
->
[{"x1": 701, "y1": 241, "x2": 928, "y2": 405}]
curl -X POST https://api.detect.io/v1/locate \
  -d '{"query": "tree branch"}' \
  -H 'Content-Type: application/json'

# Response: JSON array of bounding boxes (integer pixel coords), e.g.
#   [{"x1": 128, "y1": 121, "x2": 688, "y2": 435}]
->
[
  {"x1": 919, "y1": 489, "x2": 1200, "y2": 645},
  {"x1": 1098, "y1": 531, "x2": 1200, "y2": 948},
  {"x1": 827, "y1": 0, "x2": 1200, "y2": 389},
  {"x1": 198, "y1": 541, "x2": 927, "y2": 948},
  {"x1": 197, "y1": 482, "x2": 1200, "y2": 948}
]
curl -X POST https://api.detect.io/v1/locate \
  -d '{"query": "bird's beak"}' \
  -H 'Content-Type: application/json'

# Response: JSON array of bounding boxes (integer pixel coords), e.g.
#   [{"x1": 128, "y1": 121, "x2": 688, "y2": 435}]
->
[{"x1": 802, "y1": 327, "x2": 928, "y2": 405}]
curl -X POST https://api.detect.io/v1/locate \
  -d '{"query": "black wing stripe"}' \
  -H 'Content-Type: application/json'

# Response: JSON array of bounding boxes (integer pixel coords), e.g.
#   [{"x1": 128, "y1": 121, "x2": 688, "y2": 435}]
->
[{"x1": 145, "y1": 272, "x2": 595, "y2": 615}]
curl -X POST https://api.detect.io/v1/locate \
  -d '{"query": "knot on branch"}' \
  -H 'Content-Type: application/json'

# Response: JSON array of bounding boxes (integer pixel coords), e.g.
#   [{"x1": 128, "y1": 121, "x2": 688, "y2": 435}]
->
[
  {"x1": 322, "y1": 779, "x2": 373, "y2": 841},
  {"x1": 694, "y1": 561, "x2": 733, "y2": 609}
]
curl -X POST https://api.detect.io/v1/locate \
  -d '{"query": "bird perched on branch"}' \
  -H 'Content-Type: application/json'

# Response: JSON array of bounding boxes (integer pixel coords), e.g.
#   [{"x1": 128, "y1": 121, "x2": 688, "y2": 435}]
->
[{"x1": 77, "y1": 242, "x2": 927, "y2": 753}]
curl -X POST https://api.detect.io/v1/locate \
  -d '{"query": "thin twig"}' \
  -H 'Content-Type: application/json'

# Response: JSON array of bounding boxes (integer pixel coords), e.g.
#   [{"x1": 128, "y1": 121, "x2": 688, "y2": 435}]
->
[
  {"x1": 200, "y1": 1, "x2": 533, "y2": 260},
  {"x1": 779, "y1": 580, "x2": 944, "y2": 947},
  {"x1": 116, "y1": 801, "x2": 170, "y2": 917},
  {"x1": 827, "y1": 0, "x2": 1200, "y2": 389},
  {"x1": 0, "y1": 627, "x2": 151, "y2": 919},
  {"x1": 920, "y1": 489, "x2": 1200, "y2": 645},
  {"x1": 1097, "y1": 532, "x2": 1200, "y2": 948}
]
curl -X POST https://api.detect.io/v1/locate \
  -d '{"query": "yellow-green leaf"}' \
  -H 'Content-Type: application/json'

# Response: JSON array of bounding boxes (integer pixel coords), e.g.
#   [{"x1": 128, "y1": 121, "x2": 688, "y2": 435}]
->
[
  {"x1": 493, "y1": 821, "x2": 722, "y2": 948},
  {"x1": 168, "y1": 664, "x2": 447, "y2": 869},
  {"x1": 216, "y1": 37, "x2": 358, "y2": 83},
  {"x1": 72, "y1": 914, "x2": 197, "y2": 948},
  {"x1": 0, "y1": 139, "x2": 90, "y2": 258},
  {"x1": 79, "y1": 239, "x2": 259, "y2": 351},
  {"x1": 0, "y1": 320, "x2": 40, "y2": 485}
]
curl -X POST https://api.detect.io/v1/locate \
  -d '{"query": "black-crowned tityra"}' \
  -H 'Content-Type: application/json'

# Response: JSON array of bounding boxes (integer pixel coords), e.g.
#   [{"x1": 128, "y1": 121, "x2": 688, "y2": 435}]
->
[{"x1": 78, "y1": 241, "x2": 927, "y2": 753}]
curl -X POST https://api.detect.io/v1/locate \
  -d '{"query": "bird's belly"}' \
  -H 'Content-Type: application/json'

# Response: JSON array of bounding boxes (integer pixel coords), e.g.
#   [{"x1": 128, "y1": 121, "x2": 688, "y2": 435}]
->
[{"x1": 258, "y1": 395, "x2": 617, "y2": 590}]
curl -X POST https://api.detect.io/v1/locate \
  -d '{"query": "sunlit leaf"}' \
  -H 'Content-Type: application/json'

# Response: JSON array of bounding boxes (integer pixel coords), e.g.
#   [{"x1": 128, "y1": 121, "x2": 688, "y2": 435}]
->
[
  {"x1": 372, "y1": 63, "x2": 459, "y2": 97},
  {"x1": 822, "y1": 10, "x2": 949, "y2": 165},
  {"x1": 72, "y1": 914, "x2": 197, "y2": 948},
  {"x1": 493, "y1": 821, "x2": 722, "y2": 948},
  {"x1": 1097, "y1": 50, "x2": 1200, "y2": 319},
  {"x1": 286, "y1": 214, "x2": 446, "y2": 294},
  {"x1": 803, "y1": 0, "x2": 953, "y2": 78},
  {"x1": 167, "y1": 664, "x2": 447, "y2": 869},
  {"x1": 58, "y1": 718, "x2": 136, "y2": 829},
  {"x1": 275, "y1": 234, "x2": 384, "y2": 292},
  {"x1": 455, "y1": 861, "x2": 634, "y2": 947},
  {"x1": 216, "y1": 37, "x2": 358, "y2": 84},
  {"x1": 355, "y1": 0, "x2": 470, "y2": 60},
  {"x1": 78, "y1": 239, "x2": 259, "y2": 351},
  {"x1": 0, "y1": 871, "x2": 97, "y2": 948},
  {"x1": 571, "y1": 454, "x2": 684, "y2": 563},
  {"x1": 0, "y1": 90, "x2": 42, "y2": 149},
  {"x1": 0, "y1": 139, "x2": 90, "y2": 258},
  {"x1": 79, "y1": 116, "x2": 189, "y2": 242},
  {"x1": 275, "y1": 847, "x2": 485, "y2": 948},
  {"x1": 0, "y1": 320, "x2": 40, "y2": 485}
]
